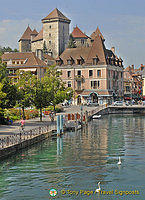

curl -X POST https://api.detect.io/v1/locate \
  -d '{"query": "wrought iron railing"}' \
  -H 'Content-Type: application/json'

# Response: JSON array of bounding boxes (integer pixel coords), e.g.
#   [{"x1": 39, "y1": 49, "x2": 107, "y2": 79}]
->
[{"x1": 0, "y1": 122, "x2": 57, "y2": 149}]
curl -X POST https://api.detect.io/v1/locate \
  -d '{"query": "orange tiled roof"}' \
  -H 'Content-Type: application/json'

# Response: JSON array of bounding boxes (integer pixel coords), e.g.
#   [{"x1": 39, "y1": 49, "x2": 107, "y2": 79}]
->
[
  {"x1": 32, "y1": 28, "x2": 43, "y2": 42},
  {"x1": 42, "y1": 8, "x2": 70, "y2": 22},
  {"x1": 71, "y1": 26, "x2": 88, "y2": 39},
  {"x1": 19, "y1": 26, "x2": 33, "y2": 41},
  {"x1": 58, "y1": 33, "x2": 107, "y2": 65},
  {"x1": 2, "y1": 52, "x2": 47, "y2": 67},
  {"x1": 91, "y1": 27, "x2": 105, "y2": 41},
  {"x1": 43, "y1": 53, "x2": 55, "y2": 61}
]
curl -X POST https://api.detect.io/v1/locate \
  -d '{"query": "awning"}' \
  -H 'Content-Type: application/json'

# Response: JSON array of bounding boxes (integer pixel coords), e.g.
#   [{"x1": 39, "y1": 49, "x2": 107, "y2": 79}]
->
[{"x1": 20, "y1": 68, "x2": 37, "y2": 72}]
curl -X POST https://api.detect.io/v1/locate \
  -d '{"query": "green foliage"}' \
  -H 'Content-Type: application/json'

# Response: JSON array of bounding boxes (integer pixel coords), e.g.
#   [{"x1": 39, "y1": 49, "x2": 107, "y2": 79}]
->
[
  {"x1": 0, "y1": 46, "x2": 18, "y2": 55},
  {"x1": 0, "y1": 62, "x2": 18, "y2": 110},
  {"x1": 3, "y1": 108, "x2": 39, "y2": 121},
  {"x1": 15, "y1": 71, "x2": 36, "y2": 119},
  {"x1": 67, "y1": 34, "x2": 76, "y2": 48},
  {"x1": 43, "y1": 41, "x2": 47, "y2": 54},
  {"x1": 43, "y1": 66, "x2": 73, "y2": 111}
]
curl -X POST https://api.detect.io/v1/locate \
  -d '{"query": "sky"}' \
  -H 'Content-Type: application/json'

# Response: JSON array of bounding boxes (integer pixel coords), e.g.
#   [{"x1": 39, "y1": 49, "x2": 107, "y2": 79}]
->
[{"x1": 0, "y1": 0, "x2": 145, "y2": 68}]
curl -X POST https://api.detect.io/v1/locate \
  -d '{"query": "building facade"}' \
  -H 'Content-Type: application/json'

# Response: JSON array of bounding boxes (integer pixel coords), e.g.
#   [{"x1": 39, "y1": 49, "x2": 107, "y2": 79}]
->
[
  {"x1": 2, "y1": 50, "x2": 55, "y2": 81},
  {"x1": 19, "y1": 8, "x2": 71, "y2": 59},
  {"x1": 56, "y1": 29, "x2": 124, "y2": 105}
]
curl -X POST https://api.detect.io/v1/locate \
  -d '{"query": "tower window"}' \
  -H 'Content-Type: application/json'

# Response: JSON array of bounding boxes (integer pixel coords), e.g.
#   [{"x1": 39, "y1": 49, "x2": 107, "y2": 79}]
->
[
  {"x1": 49, "y1": 41, "x2": 51, "y2": 45},
  {"x1": 77, "y1": 70, "x2": 81, "y2": 76},
  {"x1": 49, "y1": 25, "x2": 51, "y2": 29},
  {"x1": 97, "y1": 70, "x2": 101, "y2": 77},
  {"x1": 89, "y1": 70, "x2": 93, "y2": 77},
  {"x1": 67, "y1": 71, "x2": 71, "y2": 77},
  {"x1": 49, "y1": 33, "x2": 51, "y2": 37}
]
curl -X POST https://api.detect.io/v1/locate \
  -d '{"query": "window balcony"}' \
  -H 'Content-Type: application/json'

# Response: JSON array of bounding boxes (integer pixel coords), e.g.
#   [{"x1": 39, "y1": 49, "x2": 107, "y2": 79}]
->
[
  {"x1": 74, "y1": 75, "x2": 85, "y2": 82},
  {"x1": 75, "y1": 87, "x2": 84, "y2": 92}
]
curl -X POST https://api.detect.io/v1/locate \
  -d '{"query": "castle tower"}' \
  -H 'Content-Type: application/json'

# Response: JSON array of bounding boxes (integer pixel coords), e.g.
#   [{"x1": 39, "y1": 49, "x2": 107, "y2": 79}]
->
[
  {"x1": 41, "y1": 8, "x2": 71, "y2": 58},
  {"x1": 19, "y1": 26, "x2": 33, "y2": 52}
]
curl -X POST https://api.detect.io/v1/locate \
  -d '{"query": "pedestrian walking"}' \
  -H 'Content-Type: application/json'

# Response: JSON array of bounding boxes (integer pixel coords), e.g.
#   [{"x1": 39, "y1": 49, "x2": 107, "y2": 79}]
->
[{"x1": 20, "y1": 119, "x2": 25, "y2": 131}]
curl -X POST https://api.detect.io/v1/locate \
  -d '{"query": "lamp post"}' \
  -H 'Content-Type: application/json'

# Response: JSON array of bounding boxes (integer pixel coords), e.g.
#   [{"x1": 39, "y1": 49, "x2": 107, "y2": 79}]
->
[{"x1": 80, "y1": 103, "x2": 83, "y2": 124}]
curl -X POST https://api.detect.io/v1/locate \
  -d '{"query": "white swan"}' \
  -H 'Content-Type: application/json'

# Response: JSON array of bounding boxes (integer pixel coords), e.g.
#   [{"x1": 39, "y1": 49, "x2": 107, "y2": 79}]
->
[
  {"x1": 117, "y1": 156, "x2": 121, "y2": 165},
  {"x1": 95, "y1": 182, "x2": 101, "y2": 193}
]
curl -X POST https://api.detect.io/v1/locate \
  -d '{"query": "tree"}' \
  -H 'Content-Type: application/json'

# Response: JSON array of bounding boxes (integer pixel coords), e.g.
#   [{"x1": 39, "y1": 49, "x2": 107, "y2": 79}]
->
[
  {"x1": 16, "y1": 71, "x2": 35, "y2": 119},
  {"x1": 0, "y1": 61, "x2": 18, "y2": 123},
  {"x1": 43, "y1": 66, "x2": 73, "y2": 112},
  {"x1": 67, "y1": 34, "x2": 76, "y2": 48},
  {"x1": 0, "y1": 46, "x2": 18, "y2": 56},
  {"x1": 43, "y1": 41, "x2": 47, "y2": 54},
  {"x1": 32, "y1": 79, "x2": 50, "y2": 121}
]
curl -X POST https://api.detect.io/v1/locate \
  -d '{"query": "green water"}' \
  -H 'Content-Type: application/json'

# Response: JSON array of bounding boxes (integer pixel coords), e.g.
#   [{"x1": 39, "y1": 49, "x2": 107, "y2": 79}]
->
[{"x1": 0, "y1": 115, "x2": 145, "y2": 200}]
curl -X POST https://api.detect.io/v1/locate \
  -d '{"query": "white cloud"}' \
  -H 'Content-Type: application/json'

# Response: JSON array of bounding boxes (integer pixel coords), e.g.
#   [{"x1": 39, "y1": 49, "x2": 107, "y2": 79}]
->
[{"x1": 0, "y1": 18, "x2": 41, "y2": 49}]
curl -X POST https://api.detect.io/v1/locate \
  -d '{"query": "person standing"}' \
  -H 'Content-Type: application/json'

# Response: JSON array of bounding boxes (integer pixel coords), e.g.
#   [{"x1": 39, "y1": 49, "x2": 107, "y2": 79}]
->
[{"x1": 20, "y1": 119, "x2": 25, "y2": 130}]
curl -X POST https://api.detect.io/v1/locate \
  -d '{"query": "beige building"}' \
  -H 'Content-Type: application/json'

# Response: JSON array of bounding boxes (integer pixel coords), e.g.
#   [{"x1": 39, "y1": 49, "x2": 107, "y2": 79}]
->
[
  {"x1": 19, "y1": 8, "x2": 71, "y2": 59},
  {"x1": 2, "y1": 50, "x2": 55, "y2": 81},
  {"x1": 56, "y1": 29, "x2": 124, "y2": 105}
]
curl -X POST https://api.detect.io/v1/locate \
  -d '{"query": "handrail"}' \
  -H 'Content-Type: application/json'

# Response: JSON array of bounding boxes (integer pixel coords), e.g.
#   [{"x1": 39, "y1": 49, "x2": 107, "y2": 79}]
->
[{"x1": 0, "y1": 122, "x2": 57, "y2": 150}]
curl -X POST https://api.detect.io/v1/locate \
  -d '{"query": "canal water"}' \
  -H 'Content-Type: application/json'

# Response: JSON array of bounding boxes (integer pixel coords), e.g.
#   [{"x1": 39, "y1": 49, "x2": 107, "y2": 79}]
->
[{"x1": 0, "y1": 115, "x2": 145, "y2": 200}]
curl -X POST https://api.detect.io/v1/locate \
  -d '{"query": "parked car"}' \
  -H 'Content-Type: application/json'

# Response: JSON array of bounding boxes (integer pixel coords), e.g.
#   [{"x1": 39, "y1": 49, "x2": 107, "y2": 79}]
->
[
  {"x1": 87, "y1": 102, "x2": 99, "y2": 107},
  {"x1": 113, "y1": 101, "x2": 123, "y2": 106}
]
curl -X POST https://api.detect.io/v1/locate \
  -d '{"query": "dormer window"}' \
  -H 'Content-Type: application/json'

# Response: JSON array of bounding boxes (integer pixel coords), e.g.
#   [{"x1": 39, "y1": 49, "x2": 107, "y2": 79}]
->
[
  {"x1": 93, "y1": 58, "x2": 98, "y2": 65},
  {"x1": 67, "y1": 57, "x2": 74, "y2": 65},
  {"x1": 77, "y1": 57, "x2": 84, "y2": 65},
  {"x1": 56, "y1": 59, "x2": 63, "y2": 66},
  {"x1": 67, "y1": 59, "x2": 72, "y2": 65}
]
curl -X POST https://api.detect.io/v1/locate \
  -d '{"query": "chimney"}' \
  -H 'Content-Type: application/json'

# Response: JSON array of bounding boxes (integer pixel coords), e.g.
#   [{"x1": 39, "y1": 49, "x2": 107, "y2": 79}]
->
[
  {"x1": 111, "y1": 47, "x2": 115, "y2": 54},
  {"x1": 36, "y1": 49, "x2": 43, "y2": 60}
]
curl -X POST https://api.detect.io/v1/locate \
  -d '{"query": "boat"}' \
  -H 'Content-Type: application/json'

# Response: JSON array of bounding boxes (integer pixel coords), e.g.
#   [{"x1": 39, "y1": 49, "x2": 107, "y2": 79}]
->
[{"x1": 92, "y1": 115, "x2": 101, "y2": 119}]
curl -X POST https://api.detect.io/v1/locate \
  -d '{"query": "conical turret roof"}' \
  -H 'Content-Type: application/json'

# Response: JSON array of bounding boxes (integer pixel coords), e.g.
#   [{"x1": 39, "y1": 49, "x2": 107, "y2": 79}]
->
[
  {"x1": 31, "y1": 29, "x2": 38, "y2": 35},
  {"x1": 19, "y1": 26, "x2": 33, "y2": 41},
  {"x1": 91, "y1": 26, "x2": 105, "y2": 41},
  {"x1": 32, "y1": 28, "x2": 43, "y2": 42}
]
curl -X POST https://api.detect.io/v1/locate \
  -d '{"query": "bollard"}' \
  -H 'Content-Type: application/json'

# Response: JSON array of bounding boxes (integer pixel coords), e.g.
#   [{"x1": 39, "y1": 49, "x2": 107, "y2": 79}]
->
[
  {"x1": 57, "y1": 115, "x2": 60, "y2": 134},
  {"x1": 60, "y1": 115, "x2": 64, "y2": 133}
]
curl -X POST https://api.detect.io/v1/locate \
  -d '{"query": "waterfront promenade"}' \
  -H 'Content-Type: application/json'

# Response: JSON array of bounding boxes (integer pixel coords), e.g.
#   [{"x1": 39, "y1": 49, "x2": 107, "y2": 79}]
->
[
  {"x1": 0, "y1": 106, "x2": 96, "y2": 138},
  {"x1": 0, "y1": 105, "x2": 145, "y2": 138}
]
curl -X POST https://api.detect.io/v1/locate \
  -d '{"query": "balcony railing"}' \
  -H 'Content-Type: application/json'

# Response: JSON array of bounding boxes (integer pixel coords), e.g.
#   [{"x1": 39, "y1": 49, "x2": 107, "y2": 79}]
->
[
  {"x1": 74, "y1": 75, "x2": 85, "y2": 82},
  {"x1": 75, "y1": 87, "x2": 84, "y2": 92}
]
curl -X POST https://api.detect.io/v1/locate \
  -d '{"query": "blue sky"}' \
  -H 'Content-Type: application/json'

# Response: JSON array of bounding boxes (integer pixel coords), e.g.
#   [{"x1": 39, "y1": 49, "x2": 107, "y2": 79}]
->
[{"x1": 0, "y1": 0, "x2": 145, "y2": 67}]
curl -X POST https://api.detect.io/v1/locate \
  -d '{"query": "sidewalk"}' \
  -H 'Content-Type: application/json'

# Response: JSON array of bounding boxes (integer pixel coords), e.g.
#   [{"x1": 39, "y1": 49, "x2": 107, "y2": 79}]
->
[
  {"x1": 0, "y1": 115, "x2": 53, "y2": 138},
  {"x1": 0, "y1": 106, "x2": 95, "y2": 138}
]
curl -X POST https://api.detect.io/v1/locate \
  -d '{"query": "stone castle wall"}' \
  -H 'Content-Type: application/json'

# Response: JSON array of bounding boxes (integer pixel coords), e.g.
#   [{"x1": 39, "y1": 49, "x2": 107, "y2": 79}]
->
[
  {"x1": 19, "y1": 40, "x2": 31, "y2": 52},
  {"x1": 31, "y1": 40, "x2": 43, "y2": 52},
  {"x1": 58, "y1": 21, "x2": 69, "y2": 55},
  {"x1": 43, "y1": 21, "x2": 59, "y2": 58}
]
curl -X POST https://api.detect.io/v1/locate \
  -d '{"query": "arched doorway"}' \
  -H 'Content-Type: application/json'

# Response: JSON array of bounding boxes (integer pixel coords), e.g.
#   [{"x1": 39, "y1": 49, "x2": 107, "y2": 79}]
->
[
  {"x1": 77, "y1": 95, "x2": 82, "y2": 105},
  {"x1": 90, "y1": 92, "x2": 98, "y2": 103}
]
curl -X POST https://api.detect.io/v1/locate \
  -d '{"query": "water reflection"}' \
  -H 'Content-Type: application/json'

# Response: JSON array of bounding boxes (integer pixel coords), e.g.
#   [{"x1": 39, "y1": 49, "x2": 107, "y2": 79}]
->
[
  {"x1": 57, "y1": 136, "x2": 63, "y2": 155},
  {"x1": 0, "y1": 115, "x2": 145, "y2": 199}
]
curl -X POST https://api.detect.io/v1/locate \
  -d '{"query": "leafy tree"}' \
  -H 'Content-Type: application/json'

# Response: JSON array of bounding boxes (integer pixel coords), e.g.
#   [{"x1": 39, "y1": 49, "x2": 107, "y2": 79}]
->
[
  {"x1": 0, "y1": 61, "x2": 18, "y2": 123},
  {"x1": 67, "y1": 34, "x2": 76, "y2": 48},
  {"x1": 16, "y1": 71, "x2": 35, "y2": 119},
  {"x1": 43, "y1": 66, "x2": 73, "y2": 112},
  {"x1": 0, "y1": 46, "x2": 18, "y2": 56},
  {"x1": 32, "y1": 79, "x2": 51, "y2": 121},
  {"x1": 43, "y1": 41, "x2": 47, "y2": 54}
]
